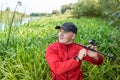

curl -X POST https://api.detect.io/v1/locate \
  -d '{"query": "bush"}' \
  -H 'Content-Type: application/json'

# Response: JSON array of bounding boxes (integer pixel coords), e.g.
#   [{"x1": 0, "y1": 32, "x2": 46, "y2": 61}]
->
[
  {"x1": 71, "y1": 0, "x2": 103, "y2": 18},
  {"x1": 99, "y1": 0, "x2": 120, "y2": 28}
]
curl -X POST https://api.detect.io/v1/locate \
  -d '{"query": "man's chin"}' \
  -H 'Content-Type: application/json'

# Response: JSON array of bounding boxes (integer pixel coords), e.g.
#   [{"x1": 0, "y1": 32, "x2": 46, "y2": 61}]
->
[{"x1": 59, "y1": 40, "x2": 66, "y2": 44}]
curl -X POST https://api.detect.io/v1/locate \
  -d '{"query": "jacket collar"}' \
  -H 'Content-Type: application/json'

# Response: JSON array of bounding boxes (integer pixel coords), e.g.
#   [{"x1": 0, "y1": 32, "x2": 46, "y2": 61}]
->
[{"x1": 58, "y1": 42, "x2": 74, "y2": 49}]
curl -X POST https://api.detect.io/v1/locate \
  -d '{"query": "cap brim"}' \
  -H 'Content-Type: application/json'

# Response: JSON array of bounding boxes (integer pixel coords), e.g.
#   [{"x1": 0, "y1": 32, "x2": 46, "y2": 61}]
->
[
  {"x1": 55, "y1": 26, "x2": 71, "y2": 32},
  {"x1": 55, "y1": 26, "x2": 61, "y2": 29}
]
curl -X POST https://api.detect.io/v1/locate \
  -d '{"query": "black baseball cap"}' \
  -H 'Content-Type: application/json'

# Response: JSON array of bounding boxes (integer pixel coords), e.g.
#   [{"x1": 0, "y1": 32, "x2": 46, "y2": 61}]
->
[{"x1": 55, "y1": 22, "x2": 77, "y2": 34}]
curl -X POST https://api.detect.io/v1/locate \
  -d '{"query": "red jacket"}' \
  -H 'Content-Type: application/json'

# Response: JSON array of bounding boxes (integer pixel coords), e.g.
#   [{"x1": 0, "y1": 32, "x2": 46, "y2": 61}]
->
[{"x1": 46, "y1": 42, "x2": 103, "y2": 80}]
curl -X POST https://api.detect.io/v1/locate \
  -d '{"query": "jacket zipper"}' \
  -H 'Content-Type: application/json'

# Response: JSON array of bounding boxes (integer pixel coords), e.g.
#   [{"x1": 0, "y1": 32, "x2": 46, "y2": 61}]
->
[
  {"x1": 66, "y1": 45, "x2": 69, "y2": 80},
  {"x1": 54, "y1": 75, "x2": 56, "y2": 80}
]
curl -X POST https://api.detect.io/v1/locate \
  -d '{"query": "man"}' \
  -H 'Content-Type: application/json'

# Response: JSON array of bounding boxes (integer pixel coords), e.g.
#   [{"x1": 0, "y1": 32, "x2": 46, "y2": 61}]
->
[{"x1": 45, "y1": 22, "x2": 103, "y2": 80}]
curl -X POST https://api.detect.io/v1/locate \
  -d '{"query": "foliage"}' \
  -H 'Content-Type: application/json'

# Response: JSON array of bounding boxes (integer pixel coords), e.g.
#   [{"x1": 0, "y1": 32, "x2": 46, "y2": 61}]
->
[
  {"x1": 0, "y1": 11, "x2": 29, "y2": 23},
  {"x1": 71, "y1": 0, "x2": 103, "y2": 18},
  {"x1": 99, "y1": 0, "x2": 120, "y2": 28},
  {"x1": 71, "y1": 0, "x2": 120, "y2": 28},
  {"x1": 30, "y1": 13, "x2": 51, "y2": 17},
  {"x1": 5, "y1": 7, "x2": 11, "y2": 12},
  {"x1": 0, "y1": 17, "x2": 120, "y2": 80},
  {"x1": 60, "y1": 4, "x2": 73, "y2": 14},
  {"x1": 51, "y1": 10, "x2": 60, "y2": 15}
]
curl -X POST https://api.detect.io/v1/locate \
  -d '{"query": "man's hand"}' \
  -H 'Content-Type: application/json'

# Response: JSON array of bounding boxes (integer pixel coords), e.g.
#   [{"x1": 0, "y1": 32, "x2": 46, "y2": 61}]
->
[
  {"x1": 77, "y1": 48, "x2": 87, "y2": 60},
  {"x1": 87, "y1": 44, "x2": 97, "y2": 50},
  {"x1": 87, "y1": 44, "x2": 98, "y2": 60}
]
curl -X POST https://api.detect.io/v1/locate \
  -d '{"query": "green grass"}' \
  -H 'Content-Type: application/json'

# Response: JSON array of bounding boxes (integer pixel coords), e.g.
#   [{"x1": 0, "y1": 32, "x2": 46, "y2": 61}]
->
[{"x1": 0, "y1": 16, "x2": 120, "y2": 80}]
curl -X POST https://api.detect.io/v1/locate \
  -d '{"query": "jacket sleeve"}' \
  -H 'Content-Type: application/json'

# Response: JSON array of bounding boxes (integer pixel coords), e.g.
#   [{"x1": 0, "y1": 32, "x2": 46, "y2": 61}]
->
[
  {"x1": 45, "y1": 45, "x2": 80, "y2": 75},
  {"x1": 83, "y1": 50, "x2": 103, "y2": 65}
]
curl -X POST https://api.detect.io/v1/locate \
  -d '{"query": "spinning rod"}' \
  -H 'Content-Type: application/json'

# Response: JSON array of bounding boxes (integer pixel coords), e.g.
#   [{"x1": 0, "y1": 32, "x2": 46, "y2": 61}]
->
[
  {"x1": 80, "y1": 39, "x2": 117, "y2": 60},
  {"x1": 49, "y1": 34, "x2": 118, "y2": 60}
]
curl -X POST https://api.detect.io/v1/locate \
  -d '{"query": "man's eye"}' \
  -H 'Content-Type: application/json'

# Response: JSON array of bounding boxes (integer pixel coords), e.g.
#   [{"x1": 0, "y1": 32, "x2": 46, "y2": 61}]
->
[
  {"x1": 64, "y1": 30, "x2": 69, "y2": 33},
  {"x1": 58, "y1": 29, "x2": 68, "y2": 33}
]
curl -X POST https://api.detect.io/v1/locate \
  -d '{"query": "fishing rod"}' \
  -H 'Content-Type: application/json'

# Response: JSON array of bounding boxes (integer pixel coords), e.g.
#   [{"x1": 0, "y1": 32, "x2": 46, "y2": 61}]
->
[
  {"x1": 80, "y1": 39, "x2": 117, "y2": 60},
  {"x1": 49, "y1": 34, "x2": 118, "y2": 60}
]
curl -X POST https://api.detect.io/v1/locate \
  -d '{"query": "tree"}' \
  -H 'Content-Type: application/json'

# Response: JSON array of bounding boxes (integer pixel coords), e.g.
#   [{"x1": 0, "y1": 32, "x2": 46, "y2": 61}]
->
[
  {"x1": 5, "y1": 7, "x2": 11, "y2": 12},
  {"x1": 60, "y1": 3, "x2": 73, "y2": 14},
  {"x1": 99, "y1": 0, "x2": 120, "y2": 27},
  {"x1": 52, "y1": 10, "x2": 60, "y2": 15},
  {"x1": 71, "y1": 0, "x2": 102, "y2": 18}
]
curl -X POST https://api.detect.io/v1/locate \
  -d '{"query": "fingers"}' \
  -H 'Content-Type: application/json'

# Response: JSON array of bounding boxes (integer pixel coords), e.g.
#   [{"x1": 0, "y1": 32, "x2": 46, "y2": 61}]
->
[
  {"x1": 83, "y1": 53, "x2": 87, "y2": 57},
  {"x1": 87, "y1": 44, "x2": 97, "y2": 50},
  {"x1": 94, "y1": 46, "x2": 97, "y2": 50},
  {"x1": 78, "y1": 49, "x2": 87, "y2": 60}
]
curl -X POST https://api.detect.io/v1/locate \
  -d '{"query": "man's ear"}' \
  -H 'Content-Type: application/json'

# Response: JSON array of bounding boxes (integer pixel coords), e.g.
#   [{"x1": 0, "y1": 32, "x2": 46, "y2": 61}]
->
[{"x1": 72, "y1": 34, "x2": 76, "y2": 40}]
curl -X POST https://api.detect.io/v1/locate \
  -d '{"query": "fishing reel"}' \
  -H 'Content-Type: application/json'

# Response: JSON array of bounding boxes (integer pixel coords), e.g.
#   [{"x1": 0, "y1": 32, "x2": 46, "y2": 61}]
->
[{"x1": 88, "y1": 39, "x2": 97, "y2": 46}]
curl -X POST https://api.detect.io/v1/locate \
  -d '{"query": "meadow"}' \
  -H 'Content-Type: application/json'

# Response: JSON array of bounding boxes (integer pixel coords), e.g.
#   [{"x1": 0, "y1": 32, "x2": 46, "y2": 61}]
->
[{"x1": 0, "y1": 16, "x2": 120, "y2": 80}]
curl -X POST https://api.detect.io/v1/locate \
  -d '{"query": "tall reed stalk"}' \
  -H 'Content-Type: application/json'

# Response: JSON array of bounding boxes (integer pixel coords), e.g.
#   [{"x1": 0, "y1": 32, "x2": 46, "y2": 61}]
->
[{"x1": 6, "y1": 1, "x2": 22, "y2": 49}]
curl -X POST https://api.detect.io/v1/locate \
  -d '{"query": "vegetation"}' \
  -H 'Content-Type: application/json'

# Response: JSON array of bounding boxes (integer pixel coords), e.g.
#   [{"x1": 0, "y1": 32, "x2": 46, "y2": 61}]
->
[
  {"x1": 0, "y1": 11, "x2": 29, "y2": 24},
  {"x1": 71, "y1": 0, "x2": 102, "y2": 17},
  {"x1": 60, "y1": 4, "x2": 73, "y2": 14},
  {"x1": 30, "y1": 12, "x2": 51, "y2": 17},
  {"x1": 0, "y1": 17, "x2": 120, "y2": 80},
  {"x1": 99, "y1": 0, "x2": 120, "y2": 27},
  {"x1": 71, "y1": 0, "x2": 120, "y2": 27},
  {"x1": 0, "y1": 0, "x2": 120, "y2": 80}
]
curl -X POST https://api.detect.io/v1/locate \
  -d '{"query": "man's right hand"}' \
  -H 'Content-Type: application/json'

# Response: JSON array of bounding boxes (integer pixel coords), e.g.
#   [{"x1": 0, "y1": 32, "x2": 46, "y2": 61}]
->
[{"x1": 77, "y1": 48, "x2": 87, "y2": 60}]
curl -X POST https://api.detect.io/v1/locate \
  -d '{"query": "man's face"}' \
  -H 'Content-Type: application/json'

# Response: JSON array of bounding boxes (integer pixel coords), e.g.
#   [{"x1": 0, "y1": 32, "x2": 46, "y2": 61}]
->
[{"x1": 58, "y1": 28, "x2": 76, "y2": 44}]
